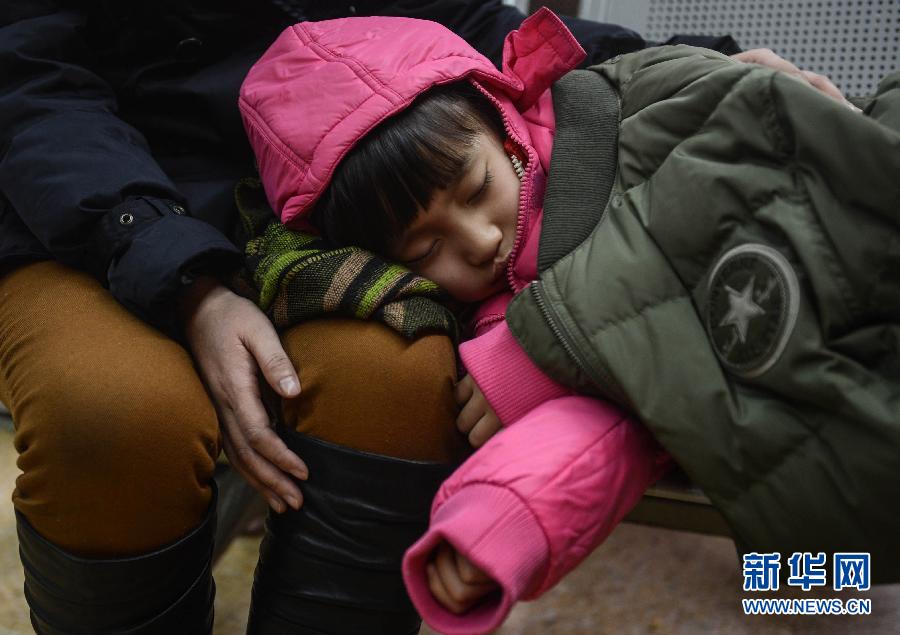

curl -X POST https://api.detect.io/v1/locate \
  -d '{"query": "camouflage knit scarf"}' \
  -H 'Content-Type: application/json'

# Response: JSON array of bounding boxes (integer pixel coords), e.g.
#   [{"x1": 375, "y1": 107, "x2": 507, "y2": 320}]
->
[{"x1": 230, "y1": 178, "x2": 458, "y2": 343}]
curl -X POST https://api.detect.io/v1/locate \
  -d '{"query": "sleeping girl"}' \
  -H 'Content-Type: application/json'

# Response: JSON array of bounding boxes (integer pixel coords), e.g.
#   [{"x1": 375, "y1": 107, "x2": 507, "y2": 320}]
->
[{"x1": 239, "y1": 8, "x2": 900, "y2": 633}]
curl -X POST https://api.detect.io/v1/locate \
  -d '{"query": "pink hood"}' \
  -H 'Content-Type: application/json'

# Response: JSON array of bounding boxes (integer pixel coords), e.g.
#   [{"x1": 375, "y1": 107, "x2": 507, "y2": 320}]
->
[{"x1": 239, "y1": 8, "x2": 584, "y2": 232}]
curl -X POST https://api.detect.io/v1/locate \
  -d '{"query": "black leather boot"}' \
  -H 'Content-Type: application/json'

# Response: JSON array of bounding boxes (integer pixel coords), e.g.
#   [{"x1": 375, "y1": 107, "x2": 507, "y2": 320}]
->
[
  {"x1": 246, "y1": 428, "x2": 456, "y2": 635},
  {"x1": 16, "y1": 486, "x2": 218, "y2": 635}
]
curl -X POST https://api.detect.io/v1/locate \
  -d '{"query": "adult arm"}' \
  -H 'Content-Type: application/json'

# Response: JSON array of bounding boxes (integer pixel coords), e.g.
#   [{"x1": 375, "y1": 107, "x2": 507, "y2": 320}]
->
[
  {"x1": 0, "y1": 3, "x2": 241, "y2": 330},
  {"x1": 0, "y1": 3, "x2": 305, "y2": 511}
]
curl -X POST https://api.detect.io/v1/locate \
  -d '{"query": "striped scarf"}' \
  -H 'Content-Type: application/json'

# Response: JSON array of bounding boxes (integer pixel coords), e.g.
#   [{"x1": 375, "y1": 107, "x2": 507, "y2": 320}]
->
[{"x1": 231, "y1": 178, "x2": 458, "y2": 342}]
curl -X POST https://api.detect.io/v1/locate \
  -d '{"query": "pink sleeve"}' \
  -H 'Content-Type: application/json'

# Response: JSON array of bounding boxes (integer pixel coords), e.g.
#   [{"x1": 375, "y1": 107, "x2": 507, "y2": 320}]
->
[
  {"x1": 402, "y1": 397, "x2": 671, "y2": 635},
  {"x1": 459, "y1": 319, "x2": 569, "y2": 426}
]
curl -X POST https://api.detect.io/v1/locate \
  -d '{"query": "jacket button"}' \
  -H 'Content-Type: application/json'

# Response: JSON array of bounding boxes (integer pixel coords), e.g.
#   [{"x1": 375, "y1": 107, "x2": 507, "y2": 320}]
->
[
  {"x1": 172, "y1": 204, "x2": 186, "y2": 215},
  {"x1": 119, "y1": 213, "x2": 134, "y2": 225},
  {"x1": 611, "y1": 194, "x2": 623, "y2": 207},
  {"x1": 175, "y1": 37, "x2": 203, "y2": 63}
]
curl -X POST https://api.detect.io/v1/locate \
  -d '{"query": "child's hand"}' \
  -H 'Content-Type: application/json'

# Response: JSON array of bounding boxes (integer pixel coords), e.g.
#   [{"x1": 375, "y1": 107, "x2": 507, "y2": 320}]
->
[
  {"x1": 427, "y1": 542, "x2": 499, "y2": 614},
  {"x1": 454, "y1": 374, "x2": 501, "y2": 447}
]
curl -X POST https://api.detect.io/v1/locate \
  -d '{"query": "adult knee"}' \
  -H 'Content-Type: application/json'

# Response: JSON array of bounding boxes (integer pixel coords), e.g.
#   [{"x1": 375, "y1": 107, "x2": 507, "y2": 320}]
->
[
  {"x1": 280, "y1": 319, "x2": 468, "y2": 463},
  {"x1": 12, "y1": 357, "x2": 220, "y2": 556},
  {"x1": 1, "y1": 261, "x2": 220, "y2": 555}
]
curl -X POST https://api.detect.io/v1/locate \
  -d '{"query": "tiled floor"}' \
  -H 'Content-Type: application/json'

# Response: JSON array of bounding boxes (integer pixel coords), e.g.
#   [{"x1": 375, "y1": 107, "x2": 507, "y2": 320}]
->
[{"x1": 1, "y1": 418, "x2": 898, "y2": 634}]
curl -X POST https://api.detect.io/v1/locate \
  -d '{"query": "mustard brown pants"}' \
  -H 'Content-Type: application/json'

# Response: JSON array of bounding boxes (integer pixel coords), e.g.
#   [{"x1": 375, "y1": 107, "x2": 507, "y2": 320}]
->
[{"x1": 0, "y1": 261, "x2": 466, "y2": 633}]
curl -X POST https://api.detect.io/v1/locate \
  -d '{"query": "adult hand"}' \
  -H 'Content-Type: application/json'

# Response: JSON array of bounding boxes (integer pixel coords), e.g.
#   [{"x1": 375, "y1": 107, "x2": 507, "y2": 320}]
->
[
  {"x1": 179, "y1": 276, "x2": 308, "y2": 513},
  {"x1": 454, "y1": 374, "x2": 501, "y2": 448},
  {"x1": 732, "y1": 49, "x2": 861, "y2": 111},
  {"x1": 427, "y1": 541, "x2": 499, "y2": 614}
]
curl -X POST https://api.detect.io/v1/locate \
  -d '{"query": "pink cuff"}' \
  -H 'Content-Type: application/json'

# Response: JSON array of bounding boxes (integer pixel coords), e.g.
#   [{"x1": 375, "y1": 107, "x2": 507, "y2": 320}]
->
[
  {"x1": 459, "y1": 321, "x2": 568, "y2": 426},
  {"x1": 402, "y1": 484, "x2": 549, "y2": 635}
]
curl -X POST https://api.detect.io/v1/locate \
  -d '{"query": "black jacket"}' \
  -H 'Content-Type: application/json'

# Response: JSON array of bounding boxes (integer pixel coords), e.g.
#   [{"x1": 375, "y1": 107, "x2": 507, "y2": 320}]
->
[{"x1": 0, "y1": 0, "x2": 738, "y2": 332}]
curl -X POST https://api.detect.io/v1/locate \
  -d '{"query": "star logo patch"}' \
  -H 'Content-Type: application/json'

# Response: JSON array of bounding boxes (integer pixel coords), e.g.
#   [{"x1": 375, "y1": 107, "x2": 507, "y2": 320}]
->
[
  {"x1": 719, "y1": 276, "x2": 766, "y2": 344},
  {"x1": 706, "y1": 244, "x2": 800, "y2": 378}
]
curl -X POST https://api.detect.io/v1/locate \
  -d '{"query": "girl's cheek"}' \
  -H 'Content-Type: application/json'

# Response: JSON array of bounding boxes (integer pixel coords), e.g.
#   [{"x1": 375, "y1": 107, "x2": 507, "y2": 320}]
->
[
  {"x1": 432, "y1": 263, "x2": 472, "y2": 301},
  {"x1": 416, "y1": 262, "x2": 450, "y2": 291}
]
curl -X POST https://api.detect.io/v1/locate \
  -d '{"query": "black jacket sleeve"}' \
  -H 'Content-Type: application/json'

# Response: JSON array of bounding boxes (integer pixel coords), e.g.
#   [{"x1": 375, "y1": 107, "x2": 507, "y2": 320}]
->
[{"x1": 0, "y1": 3, "x2": 241, "y2": 331}]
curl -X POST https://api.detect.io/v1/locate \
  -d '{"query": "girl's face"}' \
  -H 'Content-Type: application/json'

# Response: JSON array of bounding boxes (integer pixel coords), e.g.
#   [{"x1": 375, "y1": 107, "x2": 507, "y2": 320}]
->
[{"x1": 388, "y1": 131, "x2": 521, "y2": 303}]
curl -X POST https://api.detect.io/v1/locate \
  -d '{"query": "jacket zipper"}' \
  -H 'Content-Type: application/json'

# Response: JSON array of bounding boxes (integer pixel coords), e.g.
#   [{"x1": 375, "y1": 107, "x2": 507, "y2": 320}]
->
[
  {"x1": 473, "y1": 313, "x2": 505, "y2": 333},
  {"x1": 471, "y1": 82, "x2": 622, "y2": 397},
  {"x1": 530, "y1": 281, "x2": 626, "y2": 404},
  {"x1": 469, "y1": 82, "x2": 535, "y2": 294}
]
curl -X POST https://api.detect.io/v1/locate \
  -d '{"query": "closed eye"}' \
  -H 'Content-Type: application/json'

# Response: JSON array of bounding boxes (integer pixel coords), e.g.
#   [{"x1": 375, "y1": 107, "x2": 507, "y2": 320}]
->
[
  {"x1": 466, "y1": 167, "x2": 493, "y2": 205},
  {"x1": 404, "y1": 240, "x2": 438, "y2": 265}
]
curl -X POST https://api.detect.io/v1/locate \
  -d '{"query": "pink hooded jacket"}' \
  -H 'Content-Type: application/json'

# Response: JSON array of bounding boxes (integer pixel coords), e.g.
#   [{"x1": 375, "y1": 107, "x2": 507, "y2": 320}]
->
[{"x1": 240, "y1": 9, "x2": 669, "y2": 633}]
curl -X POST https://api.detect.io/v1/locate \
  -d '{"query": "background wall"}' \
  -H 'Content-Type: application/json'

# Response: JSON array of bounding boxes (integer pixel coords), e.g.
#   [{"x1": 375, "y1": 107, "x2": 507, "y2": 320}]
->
[{"x1": 513, "y1": 0, "x2": 899, "y2": 96}]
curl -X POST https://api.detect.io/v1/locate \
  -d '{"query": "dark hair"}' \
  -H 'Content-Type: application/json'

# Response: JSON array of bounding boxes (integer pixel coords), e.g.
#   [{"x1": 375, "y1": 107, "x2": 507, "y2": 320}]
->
[{"x1": 311, "y1": 81, "x2": 504, "y2": 255}]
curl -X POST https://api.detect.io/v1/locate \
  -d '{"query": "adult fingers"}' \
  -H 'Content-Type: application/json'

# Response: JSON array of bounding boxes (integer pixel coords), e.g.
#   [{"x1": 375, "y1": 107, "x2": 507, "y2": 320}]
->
[
  {"x1": 800, "y1": 70, "x2": 848, "y2": 103},
  {"x1": 230, "y1": 384, "x2": 309, "y2": 483},
  {"x1": 242, "y1": 319, "x2": 302, "y2": 399},
  {"x1": 467, "y1": 414, "x2": 502, "y2": 448},
  {"x1": 221, "y1": 432, "x2": 287, "y2": 513},
  {"x1": 733, "y1": 48, "x2": 801, "y2": 75},
  {"x1": 219, "y1": 401, "x2": 304, "y2": 511},
  {"x1": 734, "y1": 49, "x2": 852, "y2": 106},
  {"x1": 235, "y1": 327, "x2": 309, "y2": 482}
]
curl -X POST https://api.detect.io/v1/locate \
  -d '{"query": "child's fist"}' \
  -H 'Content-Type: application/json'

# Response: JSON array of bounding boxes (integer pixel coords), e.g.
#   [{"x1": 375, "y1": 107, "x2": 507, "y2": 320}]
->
[
  {"x1": 426, "y1": 541, "x2": 499, "y2": 614},
  {"x1": 454, "y1": 374, "x2": 501, "y2": 447}
]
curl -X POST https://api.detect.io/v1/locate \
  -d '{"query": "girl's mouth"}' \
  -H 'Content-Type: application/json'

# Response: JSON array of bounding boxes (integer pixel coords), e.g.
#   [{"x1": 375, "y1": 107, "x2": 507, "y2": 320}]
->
[{"x1": 492, "y1": 252, "x2": 510, "y2": 283}]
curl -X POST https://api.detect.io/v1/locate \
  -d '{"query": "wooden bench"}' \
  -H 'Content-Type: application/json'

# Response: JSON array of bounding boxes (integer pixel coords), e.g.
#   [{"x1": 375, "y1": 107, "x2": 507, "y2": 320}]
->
[{"x1": 625, "y1": 467, "x2": 731, "y2": 537}]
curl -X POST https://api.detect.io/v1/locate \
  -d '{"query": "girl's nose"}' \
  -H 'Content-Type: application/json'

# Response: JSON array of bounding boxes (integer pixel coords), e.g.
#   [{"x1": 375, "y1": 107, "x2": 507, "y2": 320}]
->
[{"x1": 464, "y1": 221, "x2": 503, "y2": 267}]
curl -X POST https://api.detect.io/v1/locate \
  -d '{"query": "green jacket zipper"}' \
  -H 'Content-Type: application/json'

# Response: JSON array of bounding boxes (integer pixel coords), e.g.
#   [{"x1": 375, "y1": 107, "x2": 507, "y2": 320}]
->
[{"x1": 530, "y1": 281, "x2": 627, "y2": 406}]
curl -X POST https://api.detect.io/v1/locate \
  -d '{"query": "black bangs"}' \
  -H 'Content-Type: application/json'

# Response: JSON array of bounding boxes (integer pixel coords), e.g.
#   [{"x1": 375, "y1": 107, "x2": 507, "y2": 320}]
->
[{"x1": 311, "y1": 82, "x2": 505, "y2": 256}]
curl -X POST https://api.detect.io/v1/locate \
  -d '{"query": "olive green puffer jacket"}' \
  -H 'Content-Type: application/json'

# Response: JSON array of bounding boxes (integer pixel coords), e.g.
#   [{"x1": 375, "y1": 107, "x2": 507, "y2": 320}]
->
[{"x1": 507, "y1": 46, "x2": 900, "y2": 582}]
